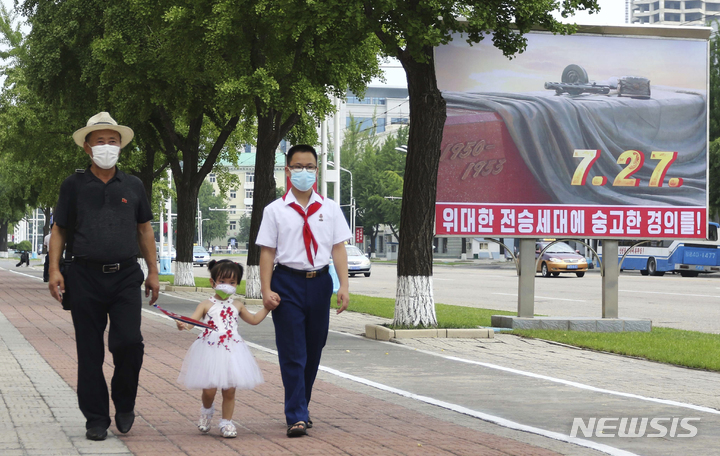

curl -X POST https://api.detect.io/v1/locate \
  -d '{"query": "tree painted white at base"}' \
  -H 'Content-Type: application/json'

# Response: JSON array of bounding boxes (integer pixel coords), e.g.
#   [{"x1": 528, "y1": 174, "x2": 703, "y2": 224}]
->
[
  {"x1": 174, "y1": 261, "x2": 194, "y2": 286},
  {"x1": 393, "y1": 276, "x2": 437, "y2": 327},
  {"x1": 245, "y1": 265, "x2": 261, "y2": 299}
]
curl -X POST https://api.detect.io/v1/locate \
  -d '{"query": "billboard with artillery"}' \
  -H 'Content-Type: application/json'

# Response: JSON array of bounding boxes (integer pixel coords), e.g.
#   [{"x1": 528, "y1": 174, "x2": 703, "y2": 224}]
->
[{"x1": 434, "y1": 26, "x2": 710, "y2": 239}]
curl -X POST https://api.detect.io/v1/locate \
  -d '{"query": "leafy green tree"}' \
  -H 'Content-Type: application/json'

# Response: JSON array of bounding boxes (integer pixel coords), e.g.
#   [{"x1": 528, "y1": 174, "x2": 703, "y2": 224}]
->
[
  {"x1": 237, "y1": 215, "x2": 252, "y2": 245},
  {"x1": 198, "y1": 181, "x2": 228, "y2": 247},
  {"x1": 711, "y1": 21, "x2": 720, "y2": 143},
  {"x1": 0, "y1": 5, "x2": 87, "y2": 245},
  {"x1": 348, "y1": 0, "x2": 600, "y2": 326},
  {"x1": 709, "y1": 24, "x2": 720, "y2": 217},
  {"x1": 203, "y1": 0, "x2": 382, "y2": 297},
  {"x1": 20, "y1": 0, "x2": 257, "y2": 284},
  {"x1": 345, "y1": 124, "x2": 407, "y2": 253}
]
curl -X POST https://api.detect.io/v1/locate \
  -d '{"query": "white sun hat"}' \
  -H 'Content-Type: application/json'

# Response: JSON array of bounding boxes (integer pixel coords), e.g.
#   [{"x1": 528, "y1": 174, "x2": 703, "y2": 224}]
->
[{"x1": 72, "y1": 112, "x2": 134, "y2": 148}]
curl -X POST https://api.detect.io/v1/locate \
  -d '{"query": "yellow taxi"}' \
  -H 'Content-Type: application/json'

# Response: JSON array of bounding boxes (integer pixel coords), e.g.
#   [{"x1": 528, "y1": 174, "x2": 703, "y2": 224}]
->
[{"x1": 535, "y1": 240, "x2": 588, "y2": 278}]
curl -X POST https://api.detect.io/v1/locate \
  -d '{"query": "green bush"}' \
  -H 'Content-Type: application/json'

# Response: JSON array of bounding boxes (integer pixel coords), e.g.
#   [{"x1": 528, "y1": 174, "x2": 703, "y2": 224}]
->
[{"x1": 16, "y1": 240, "x2": 32, "y2": 251}]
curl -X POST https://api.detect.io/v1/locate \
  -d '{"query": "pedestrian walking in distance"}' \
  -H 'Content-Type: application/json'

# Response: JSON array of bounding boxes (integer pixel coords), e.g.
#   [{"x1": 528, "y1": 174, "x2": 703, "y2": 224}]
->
[
  {"x1": 16, "y1": 250, "x2": 29, "y2": 267},
  {"x1": 256, "y1": 144, "x2": 351, "y2": 437},
  {"x1": 177, "y1": 260, "x2": 268, "y2": 438},
  {"x1": 47, "y1": 112, "x2": 159, "y2": 441}
]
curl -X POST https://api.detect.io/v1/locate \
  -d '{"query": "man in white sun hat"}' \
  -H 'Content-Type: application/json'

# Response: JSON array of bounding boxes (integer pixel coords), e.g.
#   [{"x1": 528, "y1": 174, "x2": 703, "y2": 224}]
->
[{"x1": 48, "y1": 112, "x2": 159, "y2": 441}]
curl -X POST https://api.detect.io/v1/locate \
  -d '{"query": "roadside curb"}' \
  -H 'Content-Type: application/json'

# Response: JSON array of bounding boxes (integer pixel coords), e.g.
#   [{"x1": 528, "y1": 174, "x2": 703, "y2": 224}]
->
[
  {"x1": 163, "y1": 285, "x2": 214, "y2": 293},
  {"x1": 364, "y1": 324, "x2": 494, "y2": 341}
]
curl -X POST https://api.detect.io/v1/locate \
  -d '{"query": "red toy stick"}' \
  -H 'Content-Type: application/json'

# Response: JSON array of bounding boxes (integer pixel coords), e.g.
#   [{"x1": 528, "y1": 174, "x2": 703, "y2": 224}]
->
[{"x1": 154, "y1": 304, "x2": 217, "y2": 331}]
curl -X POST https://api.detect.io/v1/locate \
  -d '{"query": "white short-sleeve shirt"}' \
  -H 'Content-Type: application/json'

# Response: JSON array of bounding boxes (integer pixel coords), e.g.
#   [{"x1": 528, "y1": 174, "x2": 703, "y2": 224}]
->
[{"x1": 256, "y1": 190, "x2": 352, "y2": 270}]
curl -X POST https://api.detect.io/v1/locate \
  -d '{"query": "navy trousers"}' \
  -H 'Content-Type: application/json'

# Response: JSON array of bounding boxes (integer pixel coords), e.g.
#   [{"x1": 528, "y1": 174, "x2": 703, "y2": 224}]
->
[
  {"x1": 66, "y1": 262, "x2": 145, "y2": 430},
  {"x1": 271, "y1": 267, "x2": 333, "y2": 425}
]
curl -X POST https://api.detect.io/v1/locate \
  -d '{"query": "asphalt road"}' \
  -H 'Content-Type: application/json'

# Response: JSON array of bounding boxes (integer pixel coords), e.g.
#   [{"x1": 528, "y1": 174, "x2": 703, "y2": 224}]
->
[{"x1": 173, "y1": 256, "x2": 720, "y2": 334}]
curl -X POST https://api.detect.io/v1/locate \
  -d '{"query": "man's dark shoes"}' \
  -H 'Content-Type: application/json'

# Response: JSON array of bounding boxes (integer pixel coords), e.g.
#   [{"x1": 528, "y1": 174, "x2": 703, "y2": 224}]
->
[
  {"x1": 86, "y1": 427, "x2": 108, "y2": 441},
  {"x1": 115, "y1": 411, "x2": 135, "y2": 434},
  {"x1": 287, "y1": 421, "x2": 307, "y2": 437}
]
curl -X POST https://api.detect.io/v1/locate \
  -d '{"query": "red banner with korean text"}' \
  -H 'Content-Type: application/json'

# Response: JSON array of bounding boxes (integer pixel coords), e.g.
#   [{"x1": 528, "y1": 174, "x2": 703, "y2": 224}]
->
[
  {"x1": 355, "y1": 227, "x2": 364, "y2": 244},
  {"x1": 435, "y1": 204, "x2": 706, "y2": 239},
  {"x1": 434, "y1": 28, "x2": 709, "y2": 240}
]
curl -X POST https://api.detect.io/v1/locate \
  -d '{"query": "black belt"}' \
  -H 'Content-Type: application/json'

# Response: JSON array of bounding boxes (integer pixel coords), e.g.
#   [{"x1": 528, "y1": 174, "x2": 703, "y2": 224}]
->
[
  {"x1": 73, "y1": 256, "x2": 137, "y2": 273},
  {"x1": 276, "y1": 264, "x2": 329, "y2": 279}
]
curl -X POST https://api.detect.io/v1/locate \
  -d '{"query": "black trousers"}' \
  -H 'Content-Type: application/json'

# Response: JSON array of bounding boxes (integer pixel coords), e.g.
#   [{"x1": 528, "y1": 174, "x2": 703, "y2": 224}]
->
[{"x1": 66, "y1": 261, "x2": 145, "y2": 430}]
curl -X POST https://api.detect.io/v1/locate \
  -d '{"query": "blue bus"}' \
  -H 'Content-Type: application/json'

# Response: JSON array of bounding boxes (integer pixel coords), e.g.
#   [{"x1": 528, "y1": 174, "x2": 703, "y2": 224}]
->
[{"x1": 599, "y1": 222, "x2": 720, "y2": 277}]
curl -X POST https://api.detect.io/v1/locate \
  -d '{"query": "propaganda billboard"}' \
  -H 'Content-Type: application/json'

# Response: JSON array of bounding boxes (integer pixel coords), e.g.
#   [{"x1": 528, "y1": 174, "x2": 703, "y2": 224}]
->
[{"x1": 434, "y1": 27, "x2": 709, "y2": 239}]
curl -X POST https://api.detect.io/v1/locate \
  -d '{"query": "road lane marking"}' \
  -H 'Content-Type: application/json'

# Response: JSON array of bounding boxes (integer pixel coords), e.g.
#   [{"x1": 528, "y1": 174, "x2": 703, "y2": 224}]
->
[
  {"x1": 6, "y1": 269, "x2": 42, "y2": 280},
  {"x1": 338, "y1": 330, "x2": 720, "y2": 417},
  {"x1": 492, "y1": 292, "x2": 586, "y2": 302},
  {"x1": 246, "y1": 336, "x2": 637, "y2": 456},
  {"x1": 620, "y1": 289, "x2": 720, "y2": 298}
]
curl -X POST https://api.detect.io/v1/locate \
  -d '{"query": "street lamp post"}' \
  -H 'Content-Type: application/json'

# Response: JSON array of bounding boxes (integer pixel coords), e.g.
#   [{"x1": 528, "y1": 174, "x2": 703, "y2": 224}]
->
[{"x1": 327, "y1": 161, "x2": 355, "y2": 244}]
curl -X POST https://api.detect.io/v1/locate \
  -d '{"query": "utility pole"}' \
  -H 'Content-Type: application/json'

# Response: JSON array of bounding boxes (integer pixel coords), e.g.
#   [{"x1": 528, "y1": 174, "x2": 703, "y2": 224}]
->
[{"x1": 333, "y1": 96, "x2": 341, "y2": 204}]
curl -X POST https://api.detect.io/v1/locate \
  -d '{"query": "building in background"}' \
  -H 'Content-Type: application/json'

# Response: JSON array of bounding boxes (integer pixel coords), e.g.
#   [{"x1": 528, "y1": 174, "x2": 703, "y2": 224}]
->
[
  {"x1": 341, "y1": 86, "x2": 409, "y2": 144},
  {"x1": 631, "y1": 0, "x2": 720, "y2": 24},
  {"x1": 206, "y1": 152, "x2": 286, "y2": 249}
]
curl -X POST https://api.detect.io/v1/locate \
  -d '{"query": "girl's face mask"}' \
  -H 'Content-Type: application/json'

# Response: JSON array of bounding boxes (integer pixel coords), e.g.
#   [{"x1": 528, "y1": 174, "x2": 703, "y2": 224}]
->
[{"x1": 214, "y1": 283, "x2": 236, "y2": 300}]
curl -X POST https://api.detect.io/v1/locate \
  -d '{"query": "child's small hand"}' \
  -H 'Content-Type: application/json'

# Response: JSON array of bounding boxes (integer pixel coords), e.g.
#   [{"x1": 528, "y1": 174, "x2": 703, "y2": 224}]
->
[{"x1": 176, "y1": 320, "x2": 187, "y2": 331}]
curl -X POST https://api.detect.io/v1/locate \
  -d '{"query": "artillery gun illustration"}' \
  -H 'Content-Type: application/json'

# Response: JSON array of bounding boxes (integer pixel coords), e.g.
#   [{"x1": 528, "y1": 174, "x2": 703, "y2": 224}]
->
[{"x1": 544, "y1": 64, "x2": 650, "y2": 98}]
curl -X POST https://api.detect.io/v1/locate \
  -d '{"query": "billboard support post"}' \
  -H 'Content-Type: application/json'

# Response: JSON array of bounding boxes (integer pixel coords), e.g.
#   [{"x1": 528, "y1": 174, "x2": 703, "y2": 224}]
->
[
  {"x1": 518, "y1": 238, "x2": 535, "y2": 318},
  {"x1": 602, "y1": 240, "x2": 619, "y2": 318}
]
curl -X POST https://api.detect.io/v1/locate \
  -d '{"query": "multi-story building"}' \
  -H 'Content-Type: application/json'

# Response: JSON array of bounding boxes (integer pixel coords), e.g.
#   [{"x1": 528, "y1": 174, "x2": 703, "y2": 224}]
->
[
  {"x1": 341, "y1": 86, "x2": 410, "y2": 144},
  {"x1": 631, "y1": 0, "x2": 720, "y2": 24},
  {"x1": 206, "y1": 152, "x2": 286, "y2": 248}
]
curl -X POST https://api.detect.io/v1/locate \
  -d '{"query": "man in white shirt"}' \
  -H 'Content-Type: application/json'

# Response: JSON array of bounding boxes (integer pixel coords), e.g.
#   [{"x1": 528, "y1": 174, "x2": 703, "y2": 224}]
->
[{"x1": 256, "y1": 144, "x2": 350, "y2": 438}]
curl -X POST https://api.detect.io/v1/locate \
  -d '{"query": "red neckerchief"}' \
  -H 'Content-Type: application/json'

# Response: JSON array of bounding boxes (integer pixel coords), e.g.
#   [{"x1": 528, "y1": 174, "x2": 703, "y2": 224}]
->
[{"x1": 284, "y1": 191, "x2": 323, "y2": 266}]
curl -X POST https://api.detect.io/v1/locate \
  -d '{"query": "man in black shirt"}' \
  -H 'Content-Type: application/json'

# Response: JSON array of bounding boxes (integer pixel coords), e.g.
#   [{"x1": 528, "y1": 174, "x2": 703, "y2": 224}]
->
[{"x1": 48, "y1": 112, "x2": 159, "y2": 441}]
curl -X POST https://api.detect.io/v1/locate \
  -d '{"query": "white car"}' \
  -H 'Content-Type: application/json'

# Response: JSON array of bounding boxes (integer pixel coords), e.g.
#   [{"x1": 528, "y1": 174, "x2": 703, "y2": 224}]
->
[
  {"x1": 345, "y1": 244, "x2": 371, "y2": 277},
  {"x1": 193, "y1": 246, "x2": 211, "y2": 266},
  {"x1": 156, "y1": 243, "x2": 176, "y2": 261}
]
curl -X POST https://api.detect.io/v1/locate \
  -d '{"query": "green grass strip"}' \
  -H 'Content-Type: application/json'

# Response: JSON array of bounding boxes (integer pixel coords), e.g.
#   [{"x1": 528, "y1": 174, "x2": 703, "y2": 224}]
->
[
  {"x1": 159, "y1": 275, "x2": 246, "y2": 294},
  {"x1": 330, "y1": 294, "x2": 515, "y2": 328},
  {"x1": 511, "y1": 327, "x2": 720, "y2": 372}
]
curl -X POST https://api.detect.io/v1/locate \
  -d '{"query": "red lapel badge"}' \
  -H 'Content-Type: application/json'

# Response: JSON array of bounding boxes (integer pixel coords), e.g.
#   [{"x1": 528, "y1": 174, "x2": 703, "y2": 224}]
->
[{"x1": 121, "y1": 198, "x2": 127, "y2": 203}]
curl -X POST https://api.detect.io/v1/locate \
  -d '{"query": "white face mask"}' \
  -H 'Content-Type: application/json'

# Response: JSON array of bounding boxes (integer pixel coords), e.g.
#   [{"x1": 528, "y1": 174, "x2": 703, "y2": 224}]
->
[
  {"x1": 91, "y1": 144, "x2": 121, "y2": 169},
  {"x1": 214, "y1": 283, "x2": 236, "y2": 300}
]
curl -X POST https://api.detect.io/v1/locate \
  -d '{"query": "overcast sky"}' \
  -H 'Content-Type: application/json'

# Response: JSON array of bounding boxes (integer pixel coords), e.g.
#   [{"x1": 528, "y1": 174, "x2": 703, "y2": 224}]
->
[{"x1": 376, "y1": 0, "x2": 628, "y2": 87}]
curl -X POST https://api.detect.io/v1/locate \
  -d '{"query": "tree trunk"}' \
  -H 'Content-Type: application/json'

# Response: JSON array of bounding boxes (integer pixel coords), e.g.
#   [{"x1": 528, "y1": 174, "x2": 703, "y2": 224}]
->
[
  {"x1": 393, "y1": 48, "x2": 445, "y2": 327},
  {"x1": 174, "y1": 181, "x2": 199, "y2": 286},
  {"x1": 153, "y1": 110, "x2": 239, "y2": 287},
  {"x1": 246, "y1": 107, "x2": 299, "y2": 298},
  {"x1": 0, "y1": 219, "x2": 8, "y2": 253}
]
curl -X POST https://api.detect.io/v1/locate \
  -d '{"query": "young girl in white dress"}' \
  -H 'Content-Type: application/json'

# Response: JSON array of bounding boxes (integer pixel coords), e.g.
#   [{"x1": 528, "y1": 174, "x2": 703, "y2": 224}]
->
[{"x1": 177, "y1": 259, "x2": 269, "y2": 438}]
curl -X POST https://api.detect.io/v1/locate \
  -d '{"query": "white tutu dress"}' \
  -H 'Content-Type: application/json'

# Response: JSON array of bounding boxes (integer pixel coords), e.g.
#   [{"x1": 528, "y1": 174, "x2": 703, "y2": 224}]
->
[{"x1": 178, "y1": 296, "x2": 264, "y2": 390}]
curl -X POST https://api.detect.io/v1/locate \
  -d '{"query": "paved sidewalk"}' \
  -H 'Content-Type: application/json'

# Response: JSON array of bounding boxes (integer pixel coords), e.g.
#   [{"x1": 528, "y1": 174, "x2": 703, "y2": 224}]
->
[{"x1": 0, "y1": 267, "x2": 565, "y2": 456}]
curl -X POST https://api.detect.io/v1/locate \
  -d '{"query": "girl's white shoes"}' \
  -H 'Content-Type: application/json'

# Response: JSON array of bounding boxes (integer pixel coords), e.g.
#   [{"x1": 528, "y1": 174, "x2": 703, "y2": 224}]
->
[
  {"x1": 219, "y1": 419, "x2": 237, "y2": 438},
  {"x1": 198, "y1": 406, "x2": 214, "y2": 433}
]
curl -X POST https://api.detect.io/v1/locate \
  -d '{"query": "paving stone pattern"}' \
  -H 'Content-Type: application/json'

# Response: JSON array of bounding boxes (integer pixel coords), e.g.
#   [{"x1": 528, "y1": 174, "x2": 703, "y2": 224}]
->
[{"x1": 0, "y1": 271, "x2": 561, "y2": 456}]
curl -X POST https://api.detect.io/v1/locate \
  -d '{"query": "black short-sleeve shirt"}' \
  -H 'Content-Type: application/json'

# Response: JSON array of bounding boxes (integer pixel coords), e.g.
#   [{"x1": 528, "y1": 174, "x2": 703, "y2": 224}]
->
[{"x1": 54, "y1": 167, "x2": 153, "y2": 263}]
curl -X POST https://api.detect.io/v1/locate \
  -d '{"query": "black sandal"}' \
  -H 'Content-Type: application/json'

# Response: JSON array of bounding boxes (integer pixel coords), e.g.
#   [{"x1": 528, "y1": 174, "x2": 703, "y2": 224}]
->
[
  {"x1": 287, "y1": 421, "x2": 307, "y2": 437},
  {"x1": 307, "y1": 418, "x2": 313, "y2": 429}
]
